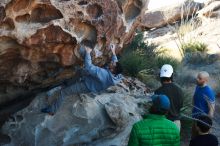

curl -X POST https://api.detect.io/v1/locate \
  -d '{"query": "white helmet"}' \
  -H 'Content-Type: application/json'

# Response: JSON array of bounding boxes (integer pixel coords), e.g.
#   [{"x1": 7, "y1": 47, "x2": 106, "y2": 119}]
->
[{"x1": 160, "y1": 64, "x2": 173, "y2": 78}]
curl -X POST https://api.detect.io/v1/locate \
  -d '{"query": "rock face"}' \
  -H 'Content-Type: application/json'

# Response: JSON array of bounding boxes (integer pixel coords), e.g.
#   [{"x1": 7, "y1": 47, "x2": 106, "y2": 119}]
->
[
  {"x1": 140, "y1": 1, "x2": 202, "y2": 29},
  {"x1": 0, "y1": 0, "x2": 147, "y2": 104},
  {"x1": 2, "y1": 79, "x2": 150, "y2": 146},
  {"x1": 197, "y1": 0, "x2": 220, "y2": 18},
  {"x1": 142, "y1": 0, "x2": 220, "y2": 59}
]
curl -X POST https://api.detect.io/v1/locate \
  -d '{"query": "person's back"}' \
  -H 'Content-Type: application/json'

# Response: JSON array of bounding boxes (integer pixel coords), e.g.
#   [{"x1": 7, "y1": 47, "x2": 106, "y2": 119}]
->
[
  {"x1": 155, "y1": 64, "x2": 183, "y2": 125},
  {"x1": 128, "y1": 114, "x2": 180, "y2": 146},
  {"x1": 189, "y1": 115, "x2": 218, "y2": 146},
  {"x1": 128, "y1": 94, "x2": 180, "y2": 146},
  {"x1": 190, "y1": 134, "x2": 218, "y2": 146},
  {"x1": 155, "y1": 83, "x2": 183, "y2": 120}
]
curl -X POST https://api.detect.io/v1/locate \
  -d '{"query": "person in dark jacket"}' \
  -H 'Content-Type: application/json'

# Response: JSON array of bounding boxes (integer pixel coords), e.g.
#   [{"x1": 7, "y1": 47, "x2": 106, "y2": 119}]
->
[
  {"x1": 189, "y1": 115, "x2": 218, "y2": 146},
  {"x1": 155, "y1": 64, "x2": 183, "y2": 131},
  {"x1": 128, "y1": 94, "x2": 180, "y2": 146},
  {"x1": 41, "y1": 41, "x2": 123, "y2": 115}
]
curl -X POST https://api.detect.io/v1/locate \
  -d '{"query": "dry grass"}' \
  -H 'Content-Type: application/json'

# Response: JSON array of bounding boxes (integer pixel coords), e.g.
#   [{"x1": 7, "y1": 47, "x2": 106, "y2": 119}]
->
[
  {"x1": 164, "y1": 1, "x2": 203, "y2": 58},
  {"x1": 182, "y1": 41, "x2": 208, "y2": 53}
]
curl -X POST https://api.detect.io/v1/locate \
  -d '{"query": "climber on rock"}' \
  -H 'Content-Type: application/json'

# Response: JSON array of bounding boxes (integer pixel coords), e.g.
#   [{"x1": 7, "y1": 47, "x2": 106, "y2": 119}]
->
[{"x1": 41, "y1": 40, "x2": 123, "y2": 115}]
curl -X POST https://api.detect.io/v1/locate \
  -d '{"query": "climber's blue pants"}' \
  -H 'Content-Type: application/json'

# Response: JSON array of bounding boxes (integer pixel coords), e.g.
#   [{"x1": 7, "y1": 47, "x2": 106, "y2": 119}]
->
[{"x1": 45, "y1": 81, "x2": 90, "y2": 113}]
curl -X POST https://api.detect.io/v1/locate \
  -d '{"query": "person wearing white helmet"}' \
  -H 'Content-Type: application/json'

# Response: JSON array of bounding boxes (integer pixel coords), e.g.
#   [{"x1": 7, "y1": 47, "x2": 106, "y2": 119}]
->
[{"x1": 155, "y1": 64, "x2": 183, "y2": 131}]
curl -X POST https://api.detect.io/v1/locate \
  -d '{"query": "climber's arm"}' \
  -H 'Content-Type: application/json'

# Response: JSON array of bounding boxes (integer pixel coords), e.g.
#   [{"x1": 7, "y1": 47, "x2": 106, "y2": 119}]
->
[{"x1": 84, "y1": 47, "x2": 106, "y2": 78}]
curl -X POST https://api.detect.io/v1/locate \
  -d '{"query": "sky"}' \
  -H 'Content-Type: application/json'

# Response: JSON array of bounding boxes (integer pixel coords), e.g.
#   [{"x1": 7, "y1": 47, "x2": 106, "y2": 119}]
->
[{"x1": 148, "y1": 0, "x2": 207, "y2": 10}]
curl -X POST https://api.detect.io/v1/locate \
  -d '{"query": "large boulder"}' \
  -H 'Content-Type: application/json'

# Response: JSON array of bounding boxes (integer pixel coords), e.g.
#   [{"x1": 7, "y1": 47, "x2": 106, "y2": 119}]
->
[
  {"x1": 197, "y1": 1, "x2": 220, "y2": 18},
  {"x1": 140, "y1": 1, "x2": 202, "y2": 29},
  {"x1": 1, "y1": 79, "x2": 151, "y2": 146},
  {"x1": 0, "y1": 0, "x2": 148, "y2": 105}
]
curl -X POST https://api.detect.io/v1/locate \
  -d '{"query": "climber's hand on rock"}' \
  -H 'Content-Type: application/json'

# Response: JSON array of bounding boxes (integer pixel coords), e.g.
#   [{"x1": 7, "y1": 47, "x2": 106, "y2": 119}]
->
[
  {"x1": 110, "y1": 44, "x2": 116, "y2": 55},
  {"x1": 85, "y1": 47, "x2": 92, "y2": 54}
]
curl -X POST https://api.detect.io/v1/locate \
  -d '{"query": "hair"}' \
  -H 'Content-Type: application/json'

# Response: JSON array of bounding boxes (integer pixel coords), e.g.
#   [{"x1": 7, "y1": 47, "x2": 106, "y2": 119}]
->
[
  {"x1": 81, "y1": 40, "x2": 95, "y2": 49},
  {"x1": 160, "y1": 75, "x2": 173, "y2": 83},
  {"x1": 198, "y1": 71, "x2": 209, "y2": 80},
  {"x1": 114, "y1": 62, "x2": 123, "y2": 75},
  {"x1": 149, "y1": 94, "x2": 170, "y2": 115},
  {"x1": 149, "y1": 106, "x2": 168, "y2": 115},
  {"x1": 196, "y1": 115, "x2": 212, "y2": 133}
]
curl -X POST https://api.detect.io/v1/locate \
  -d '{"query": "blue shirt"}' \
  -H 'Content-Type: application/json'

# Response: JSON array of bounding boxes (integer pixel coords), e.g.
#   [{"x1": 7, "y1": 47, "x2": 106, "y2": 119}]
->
[
  {"x1": 82, "y1": 53, "x2": 123, "y2": 92},
  {"x1": 192, "y1": 85, "x2": 215, "y2": 118}
]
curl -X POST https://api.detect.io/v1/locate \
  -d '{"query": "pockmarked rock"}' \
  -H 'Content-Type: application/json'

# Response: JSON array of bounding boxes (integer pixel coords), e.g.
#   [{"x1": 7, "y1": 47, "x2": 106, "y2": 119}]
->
[
  {"x1": 0, "y1": 0, "x2": 148, "y2": 104},
  {"x1": 2, "y1": 81, "x2": 151, "y2": 146}
]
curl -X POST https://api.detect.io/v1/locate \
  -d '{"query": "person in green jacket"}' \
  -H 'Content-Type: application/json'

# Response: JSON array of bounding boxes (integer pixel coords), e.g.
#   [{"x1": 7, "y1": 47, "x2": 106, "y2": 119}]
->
[{"x1": 128, "y1": 94, "x2": 180, "y2": 146}]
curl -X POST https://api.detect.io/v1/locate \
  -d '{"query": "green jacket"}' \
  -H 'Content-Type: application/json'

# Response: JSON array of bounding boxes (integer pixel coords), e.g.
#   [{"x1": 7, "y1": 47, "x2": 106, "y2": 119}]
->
[{"x1": 128, "y1": 114, "x2": 180, "y2": 146}]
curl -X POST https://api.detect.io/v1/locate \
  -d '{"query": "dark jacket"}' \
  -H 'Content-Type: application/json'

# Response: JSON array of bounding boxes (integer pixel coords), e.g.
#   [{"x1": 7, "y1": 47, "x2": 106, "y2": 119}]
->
[
  {"x1": 155, "y1": 83, "x2": 183, "y2": 121},
  {"x1": 189, "y1": 134, "x2": 218, "y2": 146}
]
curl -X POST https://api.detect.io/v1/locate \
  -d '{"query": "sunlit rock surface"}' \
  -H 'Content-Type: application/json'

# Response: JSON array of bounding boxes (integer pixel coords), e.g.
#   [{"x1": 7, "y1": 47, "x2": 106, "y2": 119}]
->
[
  {"x1": 197, "y1": 0, "x2": 220, "y2": 18},
  {"x1": 140, "y1": 1, "x2": 202, "y2": 29}
]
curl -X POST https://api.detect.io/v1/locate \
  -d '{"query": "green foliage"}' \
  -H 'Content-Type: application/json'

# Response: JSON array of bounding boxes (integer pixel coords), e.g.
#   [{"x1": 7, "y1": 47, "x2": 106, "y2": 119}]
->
[
  {"x1": 184, "y1": 52, "x2": 219, "y2": 65},
  {"x1": 179, "y1": 87, "x2": 194, "y2": 137},
  {"x1": 179, "y1": 39, "x2": 215, "y2": 66},
  {"x1": 120, "y1": 52, "x2": 148, "y2": 77},
  {"x1": 180, "y1": 88, "x2": 194, "y2": 114},
  {"x1": 120, "y1": 32, "x2": 158, "y2": 77},
  {"x1": 182, "y1": 41, "x2": 208, "y2": 53},
  {"x1": 135, "y1": 54, "x2": 181, "y2": 88},
  {"x1": 120, "y1": 32, "x2": 181, "y2": 89},
  {"x1": 137, "y1": 69, "x2": 160, "y2": 89},
  {"x1": 156, "y1": 56, "x2": 181, "y2": 71}
]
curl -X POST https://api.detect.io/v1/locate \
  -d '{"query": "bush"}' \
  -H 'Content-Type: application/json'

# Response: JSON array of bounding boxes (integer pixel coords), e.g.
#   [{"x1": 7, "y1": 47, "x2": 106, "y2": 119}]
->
[
  {"x1": 182, "y1": 41, "x2": 208, "y2": 53},
  {"x1": 184, "y1": 52, "x2": 218, "y2": 65},
  {"x1": 137, "y1": 69, "x2": 160, "y2": 89},
  {"x1": 180, "y1": 87, "x2": 194, "y2": 140},
  {"x1": 176, "y1": 72, "x2": 195, "y2": 86},
  {"x1": 120, "y1": 32, "x2": 158, "y2": 77},
  {"x1": 120, "y1": 52, "x2": 148, "y2": 77},
  {"x1": 156, "y1": 56, "x2": 181, "y2": 71}
]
